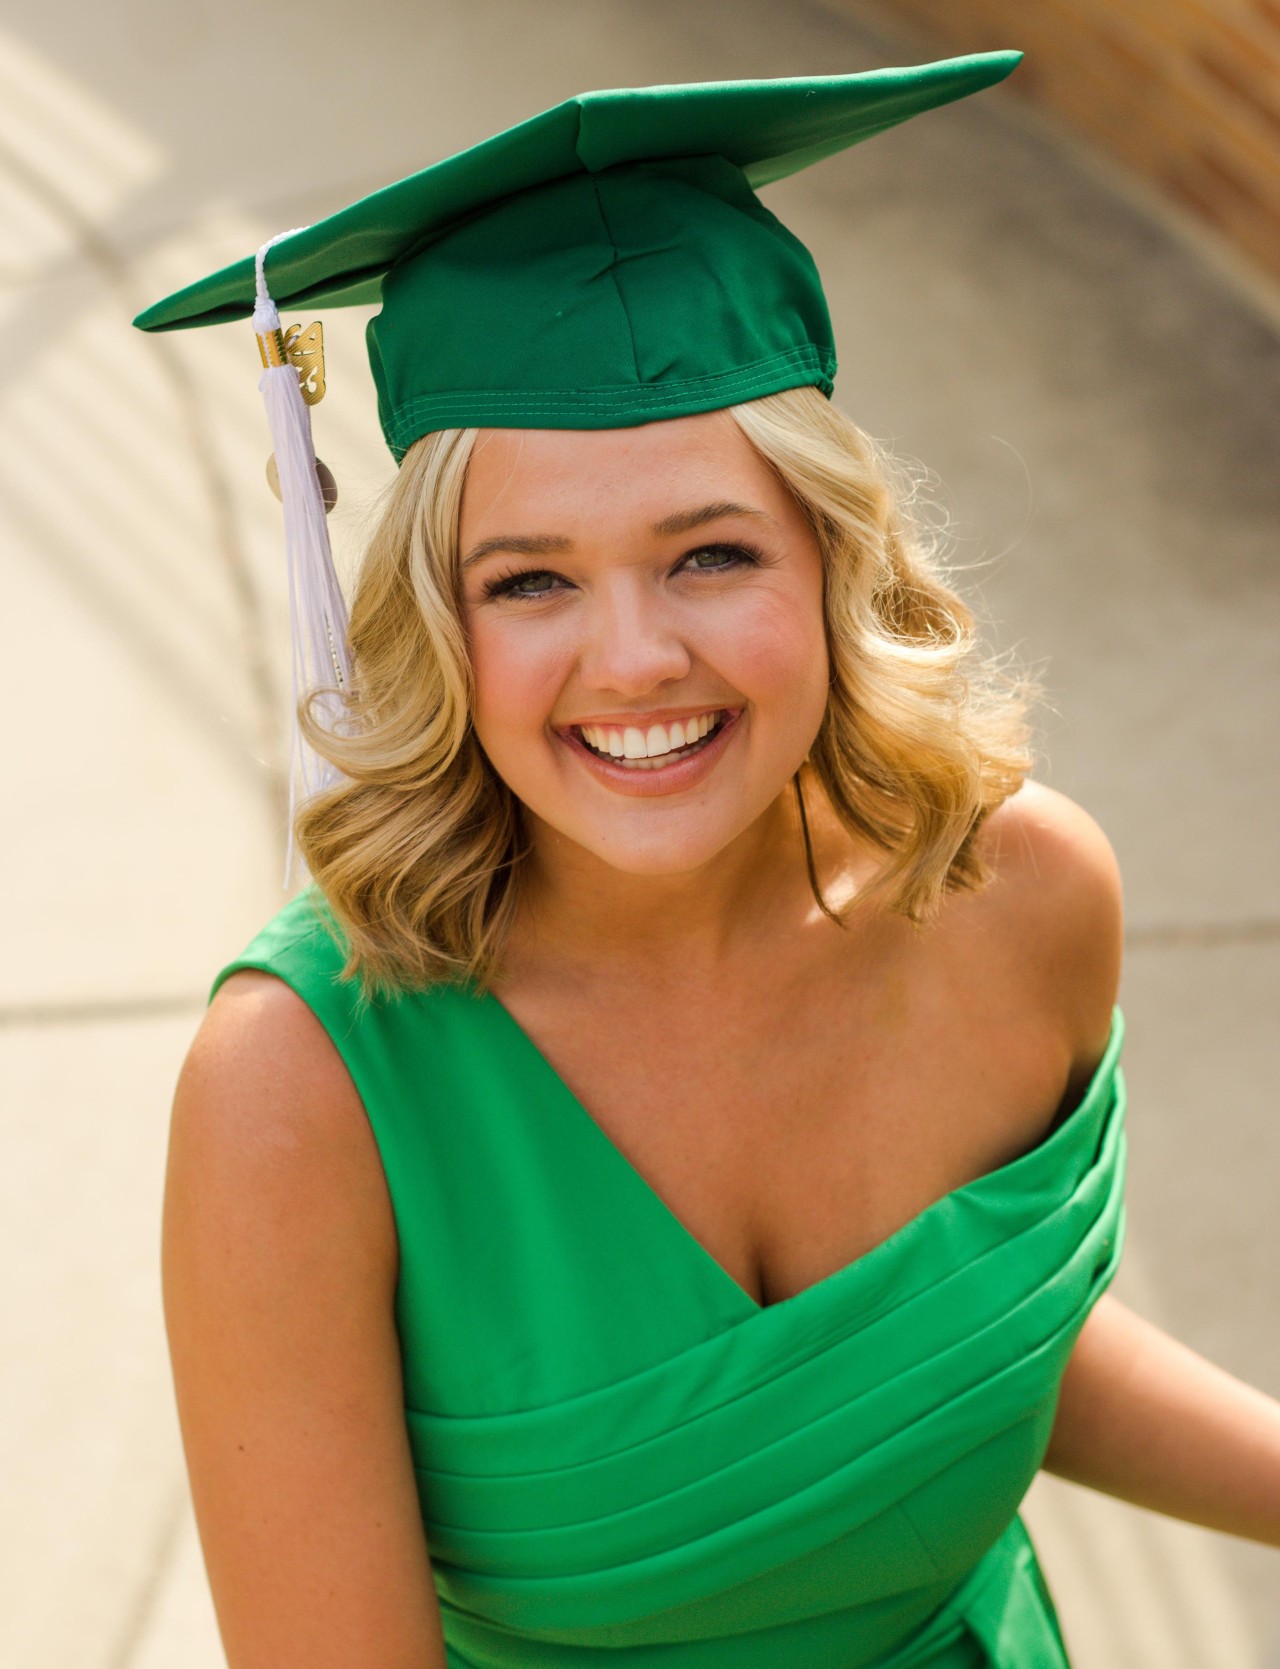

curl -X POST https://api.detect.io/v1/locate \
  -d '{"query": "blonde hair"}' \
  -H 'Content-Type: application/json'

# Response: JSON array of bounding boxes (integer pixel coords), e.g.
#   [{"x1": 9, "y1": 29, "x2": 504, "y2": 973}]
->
[{"x1": 297, "y1": 386, "x2": 1040, "y2": 998}]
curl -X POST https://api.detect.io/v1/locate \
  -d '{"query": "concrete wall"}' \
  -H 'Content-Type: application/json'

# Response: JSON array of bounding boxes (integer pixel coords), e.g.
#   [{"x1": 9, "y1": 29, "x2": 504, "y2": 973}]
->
[{"x1": 858, "y1": 0, "x2": 1280, "y2": 288}]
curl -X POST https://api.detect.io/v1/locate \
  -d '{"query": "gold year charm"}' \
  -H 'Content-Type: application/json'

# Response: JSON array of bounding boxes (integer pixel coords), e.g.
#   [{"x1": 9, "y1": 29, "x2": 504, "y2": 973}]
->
[
  {"x1": 282, "y1": 320, "x2": 325, "y2": 405},
  {"x1": 256, "y1": 318, "x2": 326, "y2": 405}
]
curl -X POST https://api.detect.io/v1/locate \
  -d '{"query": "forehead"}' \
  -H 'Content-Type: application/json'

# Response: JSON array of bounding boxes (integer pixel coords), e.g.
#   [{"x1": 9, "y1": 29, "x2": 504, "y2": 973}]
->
[{"x1": 458, "y1": 410, "x2": 788, "y2": 536}]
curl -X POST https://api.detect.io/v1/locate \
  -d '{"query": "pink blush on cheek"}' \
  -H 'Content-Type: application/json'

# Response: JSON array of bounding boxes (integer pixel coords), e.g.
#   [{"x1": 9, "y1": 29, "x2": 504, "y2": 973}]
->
[
  {"x1": 698, "y1": 602, "x2": 827, "y2": 705},
  {"x1": 467, "y1": 627, "x2": 574, "y2": 777}
]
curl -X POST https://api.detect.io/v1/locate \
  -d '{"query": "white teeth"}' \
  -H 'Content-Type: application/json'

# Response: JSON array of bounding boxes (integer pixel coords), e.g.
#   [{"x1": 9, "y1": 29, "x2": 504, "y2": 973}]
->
[{"x1": 577, "y1": 710, "x2": 724, "y2": 764}]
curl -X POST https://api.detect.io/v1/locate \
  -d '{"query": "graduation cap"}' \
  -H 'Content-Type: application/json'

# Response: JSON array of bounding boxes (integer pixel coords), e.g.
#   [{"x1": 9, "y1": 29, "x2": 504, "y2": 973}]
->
[{"x1": 133, "y1": 51, "x2": 1022, "y2": 880}]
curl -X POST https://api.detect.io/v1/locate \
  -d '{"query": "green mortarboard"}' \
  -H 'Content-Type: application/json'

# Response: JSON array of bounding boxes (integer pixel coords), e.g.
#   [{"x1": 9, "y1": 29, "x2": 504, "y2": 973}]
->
[
  {"x1": 131, "y1": 52, "x2": 1021, "y2": 883},
  {"x1": 134, "y1": 52, "x2": 1021, "y2": 458}
]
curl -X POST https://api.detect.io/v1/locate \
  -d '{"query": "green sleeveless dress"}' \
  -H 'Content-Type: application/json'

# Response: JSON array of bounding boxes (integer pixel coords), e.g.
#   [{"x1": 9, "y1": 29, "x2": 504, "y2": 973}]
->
[{"x1": 212, "y1": 886, "x2": 1127, "y2": 1669}]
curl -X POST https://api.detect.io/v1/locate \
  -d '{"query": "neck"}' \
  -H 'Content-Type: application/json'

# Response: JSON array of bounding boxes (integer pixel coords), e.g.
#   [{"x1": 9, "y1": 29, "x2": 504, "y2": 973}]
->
[{"x1": 509, "y1": 786, "x2": 818, "y2": 984}]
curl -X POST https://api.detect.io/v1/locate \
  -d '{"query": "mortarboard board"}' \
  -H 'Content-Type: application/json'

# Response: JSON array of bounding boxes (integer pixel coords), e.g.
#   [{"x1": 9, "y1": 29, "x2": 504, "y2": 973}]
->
[
  {"x1": 135, "y1": 52, "x2": 1021, "y2": 454},
  {"x1": 131, "y1": 51, "x2": 1022, "y2": 878}
]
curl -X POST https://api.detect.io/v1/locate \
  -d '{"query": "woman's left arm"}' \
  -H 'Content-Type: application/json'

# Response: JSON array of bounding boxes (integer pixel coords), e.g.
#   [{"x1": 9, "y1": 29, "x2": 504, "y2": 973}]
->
[
  {"x1": 1042, "y1": 1292, "x2": 1280, "y2": 1547},
  {"x1": 1000, "y1": 783, "x2": 1280, "y2": 1548}
]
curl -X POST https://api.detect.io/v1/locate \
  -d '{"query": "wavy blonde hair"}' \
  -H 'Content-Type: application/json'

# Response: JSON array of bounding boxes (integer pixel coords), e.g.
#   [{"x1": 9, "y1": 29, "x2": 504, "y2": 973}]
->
[{"x1": 297, "y1": 385, "x2": 1041, "y2": 999}]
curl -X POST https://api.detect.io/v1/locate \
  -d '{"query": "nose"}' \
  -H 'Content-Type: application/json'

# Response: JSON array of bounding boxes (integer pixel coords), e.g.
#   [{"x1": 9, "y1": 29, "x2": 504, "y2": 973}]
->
[{"x1": 577, "y1": 578, "x2": 692, "y2": 697}]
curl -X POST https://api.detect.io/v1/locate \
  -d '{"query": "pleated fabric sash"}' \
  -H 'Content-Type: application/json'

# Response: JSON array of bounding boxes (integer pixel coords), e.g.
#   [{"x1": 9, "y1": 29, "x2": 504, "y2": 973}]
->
[{"x1": 409, "y1": 1023, "x2": 1125, "y2": 1661}]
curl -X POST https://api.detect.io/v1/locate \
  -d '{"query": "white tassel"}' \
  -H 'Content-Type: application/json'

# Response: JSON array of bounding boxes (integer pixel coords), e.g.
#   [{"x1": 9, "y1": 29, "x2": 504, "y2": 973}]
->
[{"x1": 253, "y1": 232, "x2": 353, "y2": 889}]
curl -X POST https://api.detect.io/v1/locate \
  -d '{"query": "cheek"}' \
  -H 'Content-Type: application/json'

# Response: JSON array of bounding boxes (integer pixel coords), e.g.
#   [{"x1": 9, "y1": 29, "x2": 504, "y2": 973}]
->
[
  {"x1": 707, "y1": 587, "x2": 829, "y2": 709},
  {"x1": 468, "y1": 616, "x2": 570, "y2": 744}
]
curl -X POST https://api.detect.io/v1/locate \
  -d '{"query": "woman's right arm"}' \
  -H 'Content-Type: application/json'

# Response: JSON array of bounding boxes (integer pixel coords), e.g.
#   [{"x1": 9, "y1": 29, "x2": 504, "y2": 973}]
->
[{"x1": 162, "y1": 969, "x2": 449, "y2": 1668}]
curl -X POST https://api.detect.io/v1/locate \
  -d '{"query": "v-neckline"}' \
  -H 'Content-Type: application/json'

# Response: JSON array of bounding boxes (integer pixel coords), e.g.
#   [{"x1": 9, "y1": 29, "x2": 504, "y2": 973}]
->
[{"x1": 477, "y1": 987, "x2": 1124, "y2": 1317}]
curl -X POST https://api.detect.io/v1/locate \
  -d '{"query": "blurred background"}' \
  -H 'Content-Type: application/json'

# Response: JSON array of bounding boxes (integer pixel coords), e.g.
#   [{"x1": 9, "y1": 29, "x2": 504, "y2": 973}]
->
[{"x1": 1, "y1": 0, "x2": 1277, "y2": 1664}]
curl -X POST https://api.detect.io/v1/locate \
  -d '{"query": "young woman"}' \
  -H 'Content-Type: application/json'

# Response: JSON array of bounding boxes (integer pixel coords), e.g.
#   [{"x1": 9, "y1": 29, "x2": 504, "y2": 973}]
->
[{"x1": 142, "y1": 55, "x2": 1280, "y2": 1669}]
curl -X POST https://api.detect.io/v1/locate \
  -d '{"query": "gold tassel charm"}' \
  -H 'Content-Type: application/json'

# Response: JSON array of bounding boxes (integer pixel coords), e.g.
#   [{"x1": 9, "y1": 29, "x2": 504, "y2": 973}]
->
[
  {"x1": 266, "y1": 451, "x2": 338, "y2": 513},
  {"x1": 283, "y1": 321, "x2": 326, "y2": 404},
  {"x1": 256, "y1": 318, "x2": 326, "y2": 405},
  {"x1": 259, "y1": 319, "x2": 334, "y2": 510}
]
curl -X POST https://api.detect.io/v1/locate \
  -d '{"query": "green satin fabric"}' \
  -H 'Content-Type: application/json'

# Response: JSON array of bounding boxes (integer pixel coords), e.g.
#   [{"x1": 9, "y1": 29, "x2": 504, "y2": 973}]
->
[
  {"x1": 366, "y1": 154, "x2": 837, "y2": 460},
  {"x1": 212, "y1": 887, "x2": 1127, "y2": 1668}
]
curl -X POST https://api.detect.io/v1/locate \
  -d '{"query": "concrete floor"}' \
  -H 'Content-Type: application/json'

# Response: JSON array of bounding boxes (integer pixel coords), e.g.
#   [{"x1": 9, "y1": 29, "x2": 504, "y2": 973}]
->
[{"x1": 1, "y1": 0, "x2": 1277, "y2": 1664}]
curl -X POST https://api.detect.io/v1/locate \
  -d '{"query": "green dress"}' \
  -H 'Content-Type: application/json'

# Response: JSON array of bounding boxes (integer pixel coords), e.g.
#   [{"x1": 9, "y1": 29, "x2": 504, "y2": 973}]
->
[{"x1": 212, "y1": 886, "x2": 1127, "y2": 1669}]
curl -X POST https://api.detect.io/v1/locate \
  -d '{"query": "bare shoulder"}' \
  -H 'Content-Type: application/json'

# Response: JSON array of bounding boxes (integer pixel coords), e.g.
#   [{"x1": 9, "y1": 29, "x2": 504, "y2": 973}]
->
[
  {"x1": 164, "y1": 972, "x2": 444, "y2": 1666},
  {"x1": 179, "y1": 967, "x2": 369, "y2": 1142},
  {"x1": 975, "y1": 778, "x2": 1125, "y2": 1069},
  {"x1": 170, "y1": 968, "x2": 397, "y2": 1286},
  {"x1": 981, "y1": 781, "x2": 1121, "y2": 914}
]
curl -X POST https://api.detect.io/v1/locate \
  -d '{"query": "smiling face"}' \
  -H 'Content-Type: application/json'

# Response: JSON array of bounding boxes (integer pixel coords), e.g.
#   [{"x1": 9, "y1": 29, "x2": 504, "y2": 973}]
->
[{"x1": 457, "y1": 409, "x2": 831, "y2": 880}]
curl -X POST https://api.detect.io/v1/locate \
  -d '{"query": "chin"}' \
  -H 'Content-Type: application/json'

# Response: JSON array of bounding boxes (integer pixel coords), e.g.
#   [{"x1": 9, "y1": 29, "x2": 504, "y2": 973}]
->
[
  {"x1": 588, "y1": 837, "x2": 733, "y2": 878},
  {"x1": 546, "y1": 804, "x2": 751, "y2": 878}
]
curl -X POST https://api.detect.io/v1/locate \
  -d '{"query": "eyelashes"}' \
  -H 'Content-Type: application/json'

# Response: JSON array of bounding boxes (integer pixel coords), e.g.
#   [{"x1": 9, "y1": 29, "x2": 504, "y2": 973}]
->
[
  {"x1": 481, "y1": 567, "x2": 563, "y2": 601},
  {"x1": 479, "y1": 541, "x2": 767, "y2": 602}
]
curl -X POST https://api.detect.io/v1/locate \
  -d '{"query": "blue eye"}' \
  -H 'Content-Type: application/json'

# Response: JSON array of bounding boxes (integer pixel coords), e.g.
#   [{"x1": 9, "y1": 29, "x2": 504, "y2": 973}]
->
[
  {"x1": 681, "y1": 542, "x2": 763, "y2": 572},
  {"x1": 482, "y1": 568, "x2": 565, "y2": 600}
]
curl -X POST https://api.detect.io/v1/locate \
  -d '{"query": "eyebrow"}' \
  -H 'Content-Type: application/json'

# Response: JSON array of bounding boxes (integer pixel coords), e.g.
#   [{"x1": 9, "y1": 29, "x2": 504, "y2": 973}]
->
[{"x1": 459, "y1": 500, "x2": 776, "y2": 572}]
